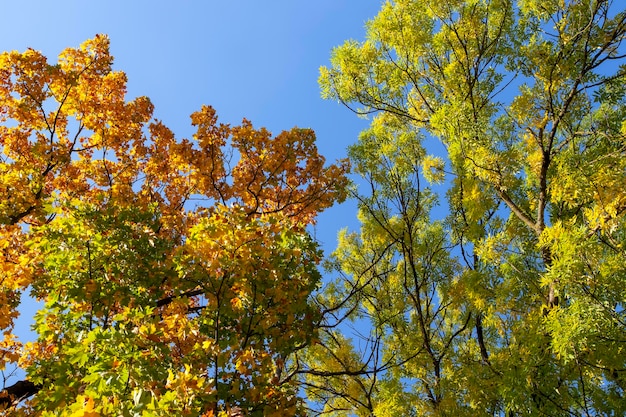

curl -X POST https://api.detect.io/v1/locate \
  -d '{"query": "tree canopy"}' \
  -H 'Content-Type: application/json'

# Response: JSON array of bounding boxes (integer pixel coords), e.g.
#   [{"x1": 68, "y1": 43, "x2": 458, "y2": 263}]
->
[
  {"x1": 2, "y1": 0, "x2": 626, "y2": 416},
  {"x1": 0, "y1": 35, "x2": 348, "y2": 416},
  {"x1": 309, "y1": 0, "x2": 626, "y2": 415}
]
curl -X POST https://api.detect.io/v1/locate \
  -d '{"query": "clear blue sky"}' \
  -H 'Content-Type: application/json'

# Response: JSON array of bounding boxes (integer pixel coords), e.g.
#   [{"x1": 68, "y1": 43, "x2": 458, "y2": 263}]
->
[
  {"x1": 1, "y1": 2, "x2": 382, "y2": 343},
  {"x1": 0, "y1": 1, "x2": 379, "y2": 159}
]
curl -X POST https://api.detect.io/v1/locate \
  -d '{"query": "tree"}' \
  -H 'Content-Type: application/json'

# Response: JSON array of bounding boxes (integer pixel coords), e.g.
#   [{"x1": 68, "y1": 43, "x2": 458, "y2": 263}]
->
[
  {"x1": 0, "y1": 36, "x2": 348, "y2": 416},
  {"x1": 311, "y1": 0, "x2": 626, "y2": 415}
]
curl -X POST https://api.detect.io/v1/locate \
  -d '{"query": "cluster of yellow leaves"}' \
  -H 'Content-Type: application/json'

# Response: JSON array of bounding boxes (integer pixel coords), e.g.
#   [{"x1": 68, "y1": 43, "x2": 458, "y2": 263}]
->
[{"x1": 67, "y1": 396, "x2": 99, "y2": 417}]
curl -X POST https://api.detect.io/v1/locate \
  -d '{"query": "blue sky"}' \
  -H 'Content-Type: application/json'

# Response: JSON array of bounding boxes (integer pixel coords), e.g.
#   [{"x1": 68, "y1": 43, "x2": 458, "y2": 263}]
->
[
  {"x1": 2, "y1": 2, "x2": 383, "y2": 344},
  {"x1": 0, "y1": 1, "x2": 379, "y2": 158}
]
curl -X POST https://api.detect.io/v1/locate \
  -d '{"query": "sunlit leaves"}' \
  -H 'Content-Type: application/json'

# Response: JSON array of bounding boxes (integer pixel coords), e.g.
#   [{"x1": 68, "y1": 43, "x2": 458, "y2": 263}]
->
[
  {"x1": 0, "y1": 36, "x2": 348, "y2": 415},
  {"x1": 318, "y1": 0, "x2": 626, "y2": 415}
]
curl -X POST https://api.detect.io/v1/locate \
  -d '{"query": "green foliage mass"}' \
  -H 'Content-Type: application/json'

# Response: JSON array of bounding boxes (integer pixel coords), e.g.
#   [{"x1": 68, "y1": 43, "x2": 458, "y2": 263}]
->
[{"x1": 309, "y1": 0, "x2": 626, "y2": 415}]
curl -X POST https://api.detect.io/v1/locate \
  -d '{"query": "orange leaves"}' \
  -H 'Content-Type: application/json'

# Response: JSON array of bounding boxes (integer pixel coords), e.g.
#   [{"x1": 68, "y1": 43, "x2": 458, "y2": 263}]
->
[
  {"x1": 190, "y1": 105, "x2": 229, "y2": 191},
  {"x1": 227, "y1": 121, "x2": 349, "y2": 223},
  {"x1": 0, "y1": 35, "x2": 156, "y2": 227},
  {"x1": 0, "y1": 48, "x2": 50, "y2": 126},
  {"x1": 0, "y1": 333, "x2": 21, "y2": 371},
  {"x1": 0, "y1": 34, "x2": 347, "y2": 230},
  {"x1": 0, "y1": 36, "x2": 346, "y2": 415},
  {"x1": 186, "y1": 105, "x2": 349, "y2": 224},
  {"x1": 234, "y1": 349, "x2": 269, "y2": 378},
  {"x1": 171, "y1": 206, "x2": 321, "y2": 411},
  {"x1": 57, "y1": 34, "x2": 112, "y2": 76},
  {"x1": 0, "y1": 224, "x2": 33, "y2": 343}
]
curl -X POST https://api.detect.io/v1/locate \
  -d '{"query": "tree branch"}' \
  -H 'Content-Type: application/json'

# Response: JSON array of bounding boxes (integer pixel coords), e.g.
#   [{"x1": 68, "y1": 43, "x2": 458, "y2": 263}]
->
[{"x1": 0, "y1": 380, "x2": 41, "y2": 410}]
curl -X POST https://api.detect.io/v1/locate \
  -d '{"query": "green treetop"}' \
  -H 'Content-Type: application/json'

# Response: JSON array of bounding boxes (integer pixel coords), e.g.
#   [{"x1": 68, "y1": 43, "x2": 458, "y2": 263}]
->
[{"x1": 308, "y1": 0, "x2": 626, "y2": 415}]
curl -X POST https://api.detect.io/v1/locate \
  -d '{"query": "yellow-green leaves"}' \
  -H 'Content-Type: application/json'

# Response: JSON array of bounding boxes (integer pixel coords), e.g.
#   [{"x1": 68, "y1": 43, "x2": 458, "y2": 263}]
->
[
  {"x1": 318, "y1": 0, "x2": 626, "y2": 415},
  {"x1": 421, "y1": 155, "x2": 445, "y2": 183}
]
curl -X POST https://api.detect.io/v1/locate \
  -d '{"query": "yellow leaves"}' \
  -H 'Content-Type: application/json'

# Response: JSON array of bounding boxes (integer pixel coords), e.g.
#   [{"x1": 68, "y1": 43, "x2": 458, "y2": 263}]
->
[
  {"x1": 475, "y1": 234, "x2": 502, "y2": 265},
  {"x1": 460, "y1": 177, "x2": 492, "y2": 227},
  {"x1": 421, "y1": 155, "x2": 445, "y2": 184},
  {"x1": 166, "y1": 364, "x2": 206, "y2": 391},
  {"x1": 518, "y1": 0, "x2": 562, "y2": 18},
  {"x1": 583, "y1": 205, "x2": 616, "y2": 234},
  {"x1": 459, "y1": 269, "x2": 492, "y2": 312},
  {"x1": 68, "y1": 396, "x2": 99, "y2": 417},
  {"x1": 522, "y1": 130, "x2": 544, "y2": 176},
  {"x1": 234, "y1": 350, "x2": 255, "y2": 376},
  {"x1": 201, "y1": 339, "x2": 215, "y2": 355},
  {"x1": 317, "y1": 0, "x2": 626, "y2": 414},
  {"x1": 230, "y1": 297, "x2": 244, "y2": 310}
]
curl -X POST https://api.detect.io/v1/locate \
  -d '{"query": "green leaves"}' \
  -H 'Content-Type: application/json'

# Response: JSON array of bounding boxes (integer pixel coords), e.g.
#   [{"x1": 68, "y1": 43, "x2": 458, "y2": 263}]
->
[
  {"x1": 17, "y1": 196, "x2": 330, "y2": 415},
  {"x1": 317, "y1": 0, "x2": 626, "y2": 415}
]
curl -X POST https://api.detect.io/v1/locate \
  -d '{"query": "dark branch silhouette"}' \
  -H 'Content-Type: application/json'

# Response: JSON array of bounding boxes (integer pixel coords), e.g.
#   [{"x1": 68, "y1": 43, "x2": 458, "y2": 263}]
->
[{"x1": 0, "y1": 380, "x2": 40, "y2": 410}]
